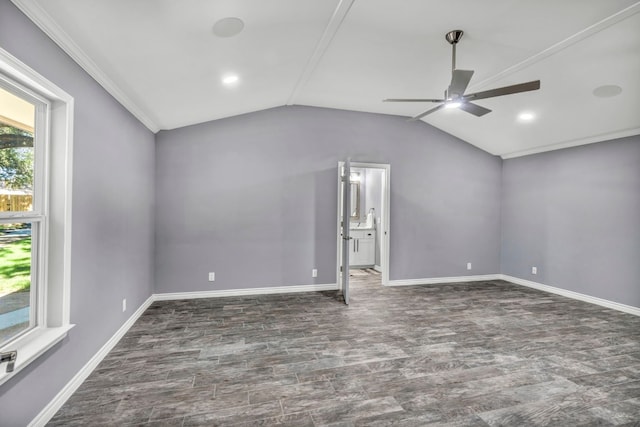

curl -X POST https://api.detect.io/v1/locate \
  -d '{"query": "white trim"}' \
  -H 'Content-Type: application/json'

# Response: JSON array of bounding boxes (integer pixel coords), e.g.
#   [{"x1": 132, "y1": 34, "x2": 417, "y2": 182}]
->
[
  {"x1": 10, "y1": 0, "x2": 160, "y2": 133},
  {"x1": 500, "y1": 127, "x2": 640, "y2": 159},
  {"x1": 0, "y1": 325, "x2": 74, "y2": 386},
  {"x1": 153, "y1": 283, "x2": 339, "y2": 301},
  {"x1": 499, "y1": 275, "x2": 640, "y2": 317},
  {"x1": 57, "y1": 97, "x2": 74, "y2": 326},
  {"x1": 459, "y1": 2, "x2": 640, "y2": 160},
  {"x1": 386, "y1": 274, "x2": 501, "y2": 287},
  {"x1": 28, "y1": 296, "x2": 154, "y2": 427},
  {"x1": 350, "y1": 162, "x2": 391, "y2": 286},
  {"x1": 467, "y1": 3, "x2": 640, "y2": 94},
  {"x1": 336, "y1": 161, "x2": 347, "y2": 298},
  {"x1": 386, "y1": 274, "x2": 640, "y2": 316},
  {"x1": 373, "y1": 265, "x2": 382, "y2": 273},
  {"x1": 0, "y1": 46, "x2": 74, "y2": 383},
  {"x1": 336, "y1": 162, "x2": 391, "y2": 286},
  {"x1": 286, "y1": 0, "x2": 355, "y2": 105}
]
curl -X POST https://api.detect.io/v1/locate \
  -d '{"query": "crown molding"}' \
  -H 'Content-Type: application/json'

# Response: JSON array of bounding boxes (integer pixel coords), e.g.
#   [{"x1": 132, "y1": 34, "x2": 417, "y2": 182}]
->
[
  {"x1": 500, "y1": 126, "x2": 640, "y2": 159},
  {"x1": 467, "y1": 2, "x2": 640, "y2": 93},
  {"x1": 11, "y1": 0, "x2": 161, "y2": 133}
]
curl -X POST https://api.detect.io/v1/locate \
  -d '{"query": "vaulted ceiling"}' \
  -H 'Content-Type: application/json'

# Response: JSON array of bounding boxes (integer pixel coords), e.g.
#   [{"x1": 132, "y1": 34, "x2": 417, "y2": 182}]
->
[{"x1": 12, "y1": 0, "x2": 640, "y2": 158}]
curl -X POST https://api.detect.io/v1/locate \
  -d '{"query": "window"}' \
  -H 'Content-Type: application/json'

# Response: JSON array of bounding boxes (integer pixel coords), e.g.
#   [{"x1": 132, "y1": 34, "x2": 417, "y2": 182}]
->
[
  {"x1": 0, "y1": 83, "x2": 44, "y2": 348},
  {"x1": 0, "y1": 47, "x2": 74, "y2": 384}
]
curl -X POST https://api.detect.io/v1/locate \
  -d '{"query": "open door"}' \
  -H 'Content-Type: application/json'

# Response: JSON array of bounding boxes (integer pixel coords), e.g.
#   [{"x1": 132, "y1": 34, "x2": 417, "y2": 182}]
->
[{"x1": 339, "y1": 159, "x2": 351, "y2": 304}]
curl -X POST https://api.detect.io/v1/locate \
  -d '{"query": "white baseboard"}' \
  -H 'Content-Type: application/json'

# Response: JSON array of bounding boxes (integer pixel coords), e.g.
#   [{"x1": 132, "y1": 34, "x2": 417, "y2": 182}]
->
[
  {"x1": 153, "y1": 283, "x2": 339, "y2": 301},
  {"x1": 373, "y1": 265, "x2": 382, "y2": 273},
  {"x1": 28, "y1": 296, "x2": 154, "y2": 427},
  {"x1": 499, "y1": 274, "x2": 640, "y2": 317},
  {"x1": 386, "y1": 273, "x2": 640, "y2": 316},
  {"x1": 386, "y1": 274, "x2": 501, "y2": 287}
]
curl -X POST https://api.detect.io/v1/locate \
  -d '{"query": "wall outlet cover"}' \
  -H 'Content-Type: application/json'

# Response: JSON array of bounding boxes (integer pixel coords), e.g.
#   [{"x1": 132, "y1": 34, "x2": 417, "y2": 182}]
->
[
  {"x1": 312, "y1": 269, "x2": 318, "y2": 278},
  {"x1": 466, "y1": 262, "x2": 472, "y2": 270},
  {"x1": 208, "y1": 272, "x2": 215, "y2": 281}
]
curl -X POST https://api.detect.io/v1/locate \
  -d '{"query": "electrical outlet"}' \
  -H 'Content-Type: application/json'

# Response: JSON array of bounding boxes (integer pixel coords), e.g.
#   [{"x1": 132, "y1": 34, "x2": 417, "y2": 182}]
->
[
  {"x1": 208, "y1": 272, "x2": 215, "y2": 282},
  {"x1": 466, "y1": 262, "x2": 472, "y2": 270},
  {"x1": 532, "y1": 266, "x2": 537, "y2": 275},
  {"x1": 122, "y1": 298, "x2": 126, "y2": 312},
  {"x1": 312, "y1": 269, "x2": 318, "y2": 278}
]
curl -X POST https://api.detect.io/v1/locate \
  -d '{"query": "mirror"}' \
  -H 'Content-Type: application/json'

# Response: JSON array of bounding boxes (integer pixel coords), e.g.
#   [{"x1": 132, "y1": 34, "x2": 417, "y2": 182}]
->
[{"x1": 350, "y1": 172, "x2": 360, "y2": 220}]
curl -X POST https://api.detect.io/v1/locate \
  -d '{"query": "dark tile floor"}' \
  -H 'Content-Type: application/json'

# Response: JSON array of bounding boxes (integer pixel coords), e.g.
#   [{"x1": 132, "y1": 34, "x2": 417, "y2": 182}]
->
[{"x1": 50, "y1": 270, "x2": 640, "y2": 426}]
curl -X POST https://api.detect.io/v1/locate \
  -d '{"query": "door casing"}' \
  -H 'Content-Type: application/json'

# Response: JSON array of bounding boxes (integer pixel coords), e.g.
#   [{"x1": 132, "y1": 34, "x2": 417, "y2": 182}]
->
[{"x1": 336, "y1": 162, "x2": 391, "y2": 288}]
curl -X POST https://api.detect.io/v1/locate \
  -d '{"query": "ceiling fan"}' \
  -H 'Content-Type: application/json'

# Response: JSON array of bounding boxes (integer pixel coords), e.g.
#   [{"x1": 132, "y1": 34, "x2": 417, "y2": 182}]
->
[{"x1": 384, "y1": 30, "x2": 540, "y2": 121}]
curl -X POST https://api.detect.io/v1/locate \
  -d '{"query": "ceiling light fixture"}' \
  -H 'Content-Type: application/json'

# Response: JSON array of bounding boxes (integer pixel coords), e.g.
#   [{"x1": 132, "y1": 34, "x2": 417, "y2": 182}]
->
[
  {"x1": 213, "y1": 17, "x2": 245, "y2": 38},
  {"x1": 445, "y1": 101, "x2": 462, "y2": 109},
  {"x1": 222, "y1": 75, "x2": 239, "y2": 85},
  {"x1": 518, "y1": 112, "x2": 535, "y2": 122}
]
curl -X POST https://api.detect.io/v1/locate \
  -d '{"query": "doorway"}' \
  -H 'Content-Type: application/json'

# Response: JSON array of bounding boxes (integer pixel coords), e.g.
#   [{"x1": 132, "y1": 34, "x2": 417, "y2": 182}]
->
[{"x1": 336, "y1": 162, "x2": 390, "y2": 303}]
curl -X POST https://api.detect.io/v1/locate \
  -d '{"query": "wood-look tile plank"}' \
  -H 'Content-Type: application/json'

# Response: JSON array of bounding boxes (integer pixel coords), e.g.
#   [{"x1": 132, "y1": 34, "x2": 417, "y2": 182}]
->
[{"x1": 49, "y1": 272, "x2": 640, "y2": 426}]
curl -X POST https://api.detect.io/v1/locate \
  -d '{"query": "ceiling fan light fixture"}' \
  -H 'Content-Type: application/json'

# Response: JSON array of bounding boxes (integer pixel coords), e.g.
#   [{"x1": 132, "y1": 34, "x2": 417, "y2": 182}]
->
[{"x1": 445, "y1": 101, "x2": 462, "y2": 109}]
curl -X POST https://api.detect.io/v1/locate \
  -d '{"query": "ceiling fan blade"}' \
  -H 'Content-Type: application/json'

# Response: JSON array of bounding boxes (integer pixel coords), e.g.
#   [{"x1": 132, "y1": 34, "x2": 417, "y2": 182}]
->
[
  {"x1": 409, "y1": 103, "x2": 445, "y2": 121},
  {"x1": 448, "y1": 69, "x2": 474, "y2": 97},
  {"x1": 459, "y1": 102, "x2": 492, "y2": 117},
  {"x1": 465, "y1": 80, "x2": 540, "y2": 101},
  {"x1": 383, "y1": 98, "x2": 445, "y2": 102}
]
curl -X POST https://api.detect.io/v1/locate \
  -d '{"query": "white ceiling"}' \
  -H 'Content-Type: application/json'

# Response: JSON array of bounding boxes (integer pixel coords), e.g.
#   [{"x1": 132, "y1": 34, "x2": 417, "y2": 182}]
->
[{"x1": 12, "y1": 0, "x2": 640, "y2": 158}]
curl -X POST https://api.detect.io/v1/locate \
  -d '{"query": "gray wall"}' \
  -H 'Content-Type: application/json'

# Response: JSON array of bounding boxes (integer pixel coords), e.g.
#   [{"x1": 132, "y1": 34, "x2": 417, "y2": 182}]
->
[
  {"x1": 0, "y1": 1, "x2": 156, "y2": 425},
  {"x1": 501, "y1": 136, "x2": 640, "y2": 307},
  {"x1": 364, "y1": 168, "x2": 383, "y2": 223},
  {"x1": 155, "y1": 105, "x2": 502, "y2": 292}
]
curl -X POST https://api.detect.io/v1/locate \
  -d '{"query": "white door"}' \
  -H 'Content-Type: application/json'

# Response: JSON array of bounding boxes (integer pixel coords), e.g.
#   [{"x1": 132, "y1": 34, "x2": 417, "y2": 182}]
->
[{"x1": 340, "y1": 159, "x2": 351, "y2": 304}]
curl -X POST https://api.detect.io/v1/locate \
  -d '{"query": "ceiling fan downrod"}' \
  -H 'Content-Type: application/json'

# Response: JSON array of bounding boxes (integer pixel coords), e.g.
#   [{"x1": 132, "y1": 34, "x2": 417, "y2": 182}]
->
[{"x1": 445, "y1": 30, "x2": 464, "y2": 73}]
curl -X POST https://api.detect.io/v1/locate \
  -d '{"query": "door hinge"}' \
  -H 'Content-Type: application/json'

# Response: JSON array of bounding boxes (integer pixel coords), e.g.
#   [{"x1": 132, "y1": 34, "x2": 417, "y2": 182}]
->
[{"x1": 0, "y1": 350, "x2": 17, "y2": 373}]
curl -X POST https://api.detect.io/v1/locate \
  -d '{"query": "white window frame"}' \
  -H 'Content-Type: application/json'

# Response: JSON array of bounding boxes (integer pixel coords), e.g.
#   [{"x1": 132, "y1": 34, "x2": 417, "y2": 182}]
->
[
  {"x1": 0, "y1": 78, "x2": 47, "y2": 342},
  {"x1": 0, "y1": 46, "x2": 74, "y2": 386}
]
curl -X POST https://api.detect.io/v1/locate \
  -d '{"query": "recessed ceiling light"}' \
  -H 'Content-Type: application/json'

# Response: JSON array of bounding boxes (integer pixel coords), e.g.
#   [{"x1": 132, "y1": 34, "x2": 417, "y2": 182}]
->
[
  {"x1": 222, "y1": 75, "x2": 239, "y2": 85},
  {"x1": 213, "y1": 17, "x2": 244, "y2": 38},
  {"x1": 593, "y1": 84, "x2": 622, "y2": 98},
  {"x1": 518, "y1": 112, "x2": 535, "y2": 122}
]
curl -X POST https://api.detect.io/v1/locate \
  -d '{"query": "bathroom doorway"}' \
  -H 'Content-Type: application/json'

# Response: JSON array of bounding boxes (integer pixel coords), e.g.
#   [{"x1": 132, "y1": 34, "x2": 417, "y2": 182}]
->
[{"x1": 337, "y1": 162, "x2": 390, "y2": 299}]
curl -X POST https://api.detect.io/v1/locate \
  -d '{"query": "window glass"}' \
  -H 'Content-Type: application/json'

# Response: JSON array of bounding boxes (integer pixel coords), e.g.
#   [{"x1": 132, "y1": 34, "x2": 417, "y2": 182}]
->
[
  {"x1": 0, "y1": 85, "x2": 37, "y2": 346},
  {"x1": 0, "y1": 86, "x2": 35, "y2": 213},
  {"x1": 0, "y1": 223, "x2": 33, "y2": 343}
]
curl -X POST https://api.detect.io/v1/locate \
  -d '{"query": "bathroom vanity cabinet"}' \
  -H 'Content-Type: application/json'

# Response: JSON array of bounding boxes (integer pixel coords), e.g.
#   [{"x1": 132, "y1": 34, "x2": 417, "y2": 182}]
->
[{"x1": 349, "y1": 229, "x2": 375, "y2": 267}]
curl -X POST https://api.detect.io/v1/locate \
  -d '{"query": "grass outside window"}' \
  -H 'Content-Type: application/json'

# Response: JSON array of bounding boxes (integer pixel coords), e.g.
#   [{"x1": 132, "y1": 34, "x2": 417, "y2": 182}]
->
[{"x1": 0, "y1": 230, "x2": 31, "y2": 297}]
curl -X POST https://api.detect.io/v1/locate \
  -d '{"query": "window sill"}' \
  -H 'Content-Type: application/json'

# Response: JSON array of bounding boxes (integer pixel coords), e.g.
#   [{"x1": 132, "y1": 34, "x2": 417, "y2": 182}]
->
[{"x1": 0, "y1": 324, "x2": 74, "y2": 386}]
